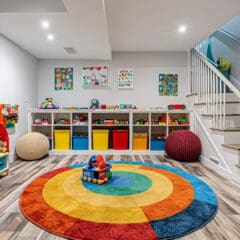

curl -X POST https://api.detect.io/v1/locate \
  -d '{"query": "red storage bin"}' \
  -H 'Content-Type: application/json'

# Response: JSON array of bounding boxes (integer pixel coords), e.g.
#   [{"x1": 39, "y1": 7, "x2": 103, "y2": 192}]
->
[{"x1": 112, "y1": 130, "x2": 129, "y2": 150}]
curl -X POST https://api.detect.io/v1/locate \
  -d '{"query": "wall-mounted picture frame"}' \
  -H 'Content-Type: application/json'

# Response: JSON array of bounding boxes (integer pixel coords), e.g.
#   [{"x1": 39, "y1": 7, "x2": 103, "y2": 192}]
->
[
  {"x1": 159, "y1": 73, "x2": 178, "y2": 96},
  {"x1": 54, "y1": 68, "x2": 73, "y2": 90},
  {"x1": 82, "y1": 66, "x2": 108, "y2": 87},
  {"x1": 118, "y1": 68, "x2": 134, "y2": 89}
]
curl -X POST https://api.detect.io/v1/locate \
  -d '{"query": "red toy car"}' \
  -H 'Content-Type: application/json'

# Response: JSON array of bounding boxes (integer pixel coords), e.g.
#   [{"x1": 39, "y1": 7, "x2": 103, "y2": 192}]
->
[{"x1": 168, "y1": 104, "x2": 186, "y2": 110}]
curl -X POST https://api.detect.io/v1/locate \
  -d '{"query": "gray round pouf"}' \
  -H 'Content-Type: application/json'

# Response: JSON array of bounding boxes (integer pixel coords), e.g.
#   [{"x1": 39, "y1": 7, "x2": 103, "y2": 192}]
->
[{"x1": 16, "y1": 132, "x2": 49, "y2": 160}]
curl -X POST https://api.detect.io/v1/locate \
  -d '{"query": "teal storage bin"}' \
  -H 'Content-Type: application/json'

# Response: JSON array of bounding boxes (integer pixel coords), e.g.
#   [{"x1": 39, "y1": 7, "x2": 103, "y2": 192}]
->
[
  {"x1": 150, "y1": 139, "x2": 165, "y2": 151},
  {"x1": 72, "y1": 136, "x2": 88, "y2": 150},
  {"x1": 0, "y1": 154, "x2": 7, "y2": 171}
]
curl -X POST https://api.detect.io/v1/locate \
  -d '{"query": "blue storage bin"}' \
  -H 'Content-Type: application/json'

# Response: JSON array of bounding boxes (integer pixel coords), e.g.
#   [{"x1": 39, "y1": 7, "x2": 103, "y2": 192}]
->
[
  {"x1": 72, "y1": 136, "x2": 88, "y2": 150},
  {"x1": 151, "y1": 139, "x2": 165, "y2": 151},
  {"x1": 0, "y1": 154, "x2": 7, "y2": 171}
]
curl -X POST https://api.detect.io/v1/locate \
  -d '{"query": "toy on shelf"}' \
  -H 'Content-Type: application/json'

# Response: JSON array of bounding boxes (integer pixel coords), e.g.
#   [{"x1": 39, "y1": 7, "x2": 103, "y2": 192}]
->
[
  {"x1": 119, "y1": 104, "x2": 134, "y2": 109},
  {"x1": 178, "y1": 116, "x2": 189, "y2": 125},
  {"x1": 63, "y1": 107, "x2": 77, "y2": 110},
  {"x1": 134, "y1": 118, "x2": 148, "y2": 125},
  {"x1": 72, "y1": 114, "x2": 87, "y2": 125},
  {"x1": 81, "y1": 155, "x2": 112, "y2": 184},
  {"x1": 93, "y1": 118, "x2": 128, "y2": 125},
  {"x1": 90, "y1": 99, "x2": 100, "y2": 109},
  {"x1": 168, "y1": 104, "x2": 186, "y2": 110},
  {"x1": 152, "y1": 115, "x2": 166, "y2": 125},
  {"x1": 54, "y1": 118, "x2": 70, "y2": 125},
  {"x1": 39, "y1": 98, "x2": 59, "y2": 109},
  {"x1": 106, "y1": 105, "x2": 119, "y2": 109},
  {"x1": 168, "y1": 116, "x2": 174, "y2": 125},
  {"x1": 0, "y1": 104, "x2": 19, "y2": 128},
  {"x1": 33, "y1": 118, "x2": 51, "y2": 125}
]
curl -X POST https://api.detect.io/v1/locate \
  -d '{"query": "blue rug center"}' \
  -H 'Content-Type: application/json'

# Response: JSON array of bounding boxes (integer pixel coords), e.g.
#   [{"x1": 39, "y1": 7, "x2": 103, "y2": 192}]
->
[{"x1": 110, "y1": 175, "x2": 132, "y2": 187}]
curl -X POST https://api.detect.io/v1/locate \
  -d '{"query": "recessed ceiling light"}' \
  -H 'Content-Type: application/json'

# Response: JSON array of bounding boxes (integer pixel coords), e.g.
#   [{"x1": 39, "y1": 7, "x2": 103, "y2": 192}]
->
[
  {"x1": 47, "y1": 34, "x2": 54, "y2": 41},
  {"x1": 41, "y1": 20, "x2": 50, "y2": 29},
  {"x1": 178, "y1": 25, "x2": 187, "y2": 33}
]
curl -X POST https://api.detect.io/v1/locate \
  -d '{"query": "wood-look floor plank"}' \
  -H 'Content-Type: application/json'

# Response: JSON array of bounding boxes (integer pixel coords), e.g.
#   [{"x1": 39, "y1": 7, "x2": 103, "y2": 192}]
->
[{"x1": 0, "y1": 154, "x2": 239, "y2": 240}]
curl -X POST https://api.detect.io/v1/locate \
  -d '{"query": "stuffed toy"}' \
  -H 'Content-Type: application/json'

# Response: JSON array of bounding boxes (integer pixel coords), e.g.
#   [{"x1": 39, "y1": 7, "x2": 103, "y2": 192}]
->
[{"x1": 0, "y1": 140, "x2": 7, "y2": 153}]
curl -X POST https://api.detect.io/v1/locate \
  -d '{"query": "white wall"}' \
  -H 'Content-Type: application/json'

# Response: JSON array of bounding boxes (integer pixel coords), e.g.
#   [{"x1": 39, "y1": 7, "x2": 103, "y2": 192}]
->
[
  {"x1": 0, "y1": 34, "x2": 38, "y2": 160},
  {"x1": 38, "y1": 52, "x2": 188, "y2": 108}
]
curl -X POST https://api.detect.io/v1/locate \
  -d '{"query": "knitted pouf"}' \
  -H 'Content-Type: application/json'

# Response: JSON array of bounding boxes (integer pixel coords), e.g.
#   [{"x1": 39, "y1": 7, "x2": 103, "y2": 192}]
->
[
  {"x1": 16, "y1": 132, "x2": 49, "y2": 160},
  {"x1": 165, "y1": 130, "x2": 201, "y2": 161}
]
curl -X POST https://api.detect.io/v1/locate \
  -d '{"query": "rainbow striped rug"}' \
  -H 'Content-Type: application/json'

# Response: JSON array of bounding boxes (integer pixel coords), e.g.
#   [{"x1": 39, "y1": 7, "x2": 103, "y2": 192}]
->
[{"x1": 19, "y1": 161, "x2": 218, "y2": 239}]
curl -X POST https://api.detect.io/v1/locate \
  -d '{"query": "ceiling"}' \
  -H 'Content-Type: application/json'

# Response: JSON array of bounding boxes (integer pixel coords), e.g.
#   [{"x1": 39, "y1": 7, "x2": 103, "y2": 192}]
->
[{"x1": 0, "y1": 0, "x2": 240, "y2": 59}]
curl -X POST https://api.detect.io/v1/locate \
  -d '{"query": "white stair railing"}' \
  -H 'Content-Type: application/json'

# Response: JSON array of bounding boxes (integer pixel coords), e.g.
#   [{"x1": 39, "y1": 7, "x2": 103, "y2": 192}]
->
[{"x1": 191, "y1": 48, "x2": 240, "y2": 129}]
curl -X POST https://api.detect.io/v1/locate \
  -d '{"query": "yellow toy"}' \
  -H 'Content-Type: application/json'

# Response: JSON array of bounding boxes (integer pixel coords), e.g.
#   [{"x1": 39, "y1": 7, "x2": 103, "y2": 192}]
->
[{"x1": 0, "y1": 141, "x2": 7, "y2": 153}]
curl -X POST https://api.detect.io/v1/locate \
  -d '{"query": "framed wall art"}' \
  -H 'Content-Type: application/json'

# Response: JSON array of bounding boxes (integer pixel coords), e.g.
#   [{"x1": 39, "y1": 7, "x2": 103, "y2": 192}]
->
[
  {"x1": 82, "y1": 66, "x2": 108, "y2": 87},
  {"x1": 159, "y1": 74, "x2": 178, "y2": 96},
  {"x1": 118, "y1": 68, "x2": 134, "y2": 89},
  {"x1": 54, "y1": 68, "x2": 73, "y2": 90}
]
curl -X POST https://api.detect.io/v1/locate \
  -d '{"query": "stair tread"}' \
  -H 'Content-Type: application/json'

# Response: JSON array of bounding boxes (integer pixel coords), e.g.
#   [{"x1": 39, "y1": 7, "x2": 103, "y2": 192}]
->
[
  {"x1": 186, "y1": 93, "x2": 198, "y2": 97},
  {"x1": 211, "y1": 127, "x2": 240, "y2": 132},
  {"x1": 202, "y1": 113, "x2": 240, "y2": 117},
  {"x1": 194, "y1": 101, "x2": 240, "y2": 105},
  {"x1": 222, "y1": 144, "x2": 240, "y2": 150}
]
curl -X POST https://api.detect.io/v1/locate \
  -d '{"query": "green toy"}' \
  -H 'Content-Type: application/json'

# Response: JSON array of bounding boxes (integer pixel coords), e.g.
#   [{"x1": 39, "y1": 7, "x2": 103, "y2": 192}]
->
[{"x1": 217, "y1": 56, "x2": 231, "y2": 79}]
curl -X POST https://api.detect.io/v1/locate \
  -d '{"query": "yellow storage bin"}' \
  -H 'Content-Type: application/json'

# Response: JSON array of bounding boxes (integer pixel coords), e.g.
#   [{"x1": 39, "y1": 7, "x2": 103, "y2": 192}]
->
[
  {"x1": 92, "y1": 129, "x2": 109, "y2": 150},
  {"x1": 54, "y1": 130, "x2": 70, "y2": 150},
  {"x1": 133, "y1": 133, "x2": 148, "y2": 150}
]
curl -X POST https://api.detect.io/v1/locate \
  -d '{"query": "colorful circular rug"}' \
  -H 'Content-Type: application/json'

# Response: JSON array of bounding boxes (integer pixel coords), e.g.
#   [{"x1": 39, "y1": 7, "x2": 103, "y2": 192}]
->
[{"x1": 19, "y1": 161, "x2": 218, "y2": 240}]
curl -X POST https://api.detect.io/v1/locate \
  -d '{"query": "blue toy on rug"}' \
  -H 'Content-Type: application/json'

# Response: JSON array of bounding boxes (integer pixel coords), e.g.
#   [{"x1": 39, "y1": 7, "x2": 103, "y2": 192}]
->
[{"x1": 81, "y1": 155, "x2": 112, "y2": 184}]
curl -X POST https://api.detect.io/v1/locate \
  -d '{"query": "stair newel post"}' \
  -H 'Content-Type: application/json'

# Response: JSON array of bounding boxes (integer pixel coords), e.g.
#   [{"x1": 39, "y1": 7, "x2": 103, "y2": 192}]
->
[
  {"x1": 193, "y1": 51, "x2": 196, "y2": 94},
  {"x1": 206, "y1": 66, "x2": 209, "y2": 113},
  {"x1": 216, "y1": 76, "x2": 219, "y2": 129},
  {"x1": 191, "y1": 50, "x2": 194, "y2": 93},
  {"x1": 210, "y1": 70, "x2": 213, "y2": 115},
  {"x1": 200, "y1": 59, "x2": 203, "y2": 102},
  {"x1": 219, "y1": 79, "x2": 222, "y2": 129},
  {"x1": 223, "y1": 84, "x2": 226, "y2": 129},
  {"x1": 213, "y1": 73, "x2": 216, "y2": 128},
  {"x1": 197, "y1": 56, "x2": 200, "y2": 103}
]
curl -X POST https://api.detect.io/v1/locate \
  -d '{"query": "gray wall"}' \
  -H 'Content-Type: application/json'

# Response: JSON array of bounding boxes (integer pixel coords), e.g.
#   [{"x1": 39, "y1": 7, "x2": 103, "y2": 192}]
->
[{"x1": 0, "y1": 34, "x2": 38, "y2": 160}]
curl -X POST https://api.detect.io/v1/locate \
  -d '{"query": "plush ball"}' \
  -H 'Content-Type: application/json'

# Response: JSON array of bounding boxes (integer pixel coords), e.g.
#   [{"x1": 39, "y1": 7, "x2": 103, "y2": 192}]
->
[
  {"x1": 165, "y1": 130, "x2": 201, "y2": 161},
  {"x1": 16, "y1": 132, "x2": 49, "y2": 160}
]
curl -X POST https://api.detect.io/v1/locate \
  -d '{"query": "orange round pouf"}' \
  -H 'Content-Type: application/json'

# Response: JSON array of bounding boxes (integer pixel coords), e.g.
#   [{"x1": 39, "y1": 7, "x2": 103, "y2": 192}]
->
[{"x1": 165, "y1": 130, "x2": 201, "y2": 161}]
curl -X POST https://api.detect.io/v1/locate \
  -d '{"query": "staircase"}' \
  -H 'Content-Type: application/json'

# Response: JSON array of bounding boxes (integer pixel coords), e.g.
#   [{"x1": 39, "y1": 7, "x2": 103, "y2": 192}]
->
[{"x1": 189, "y1": 49, "x2": 240, "y2": 182}]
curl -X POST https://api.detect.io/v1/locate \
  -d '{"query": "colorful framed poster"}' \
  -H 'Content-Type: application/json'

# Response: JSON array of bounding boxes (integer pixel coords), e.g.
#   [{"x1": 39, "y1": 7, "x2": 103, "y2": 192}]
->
[
  {"x1": 159, "y1": 74, "x2": 178, "y2": 96},
  {"x1": 82, "y1": 66, "x2": 108, "y2": 87},
  {"x1": 118, "y1": 69, "x2": 134, "y2": 89},
  {"x1": 55, "y1": 68, "x2": 73, "y2": 90}
]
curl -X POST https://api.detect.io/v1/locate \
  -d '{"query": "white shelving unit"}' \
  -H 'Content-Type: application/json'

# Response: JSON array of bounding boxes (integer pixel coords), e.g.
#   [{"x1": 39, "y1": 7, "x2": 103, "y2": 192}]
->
[{"x1": 28, "y1": 109, "x2": 192, "y2": 154}]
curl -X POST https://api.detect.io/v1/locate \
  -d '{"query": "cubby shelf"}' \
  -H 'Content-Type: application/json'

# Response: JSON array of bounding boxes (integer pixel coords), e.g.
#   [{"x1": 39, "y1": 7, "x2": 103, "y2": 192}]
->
[{"x1": 28, "y1": 109, "x2": 192, "y2": 154}]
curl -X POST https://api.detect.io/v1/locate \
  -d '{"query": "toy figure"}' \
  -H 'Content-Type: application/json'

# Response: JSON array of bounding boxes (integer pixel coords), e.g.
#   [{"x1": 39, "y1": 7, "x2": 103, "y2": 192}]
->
[
  {"x1": 39, "y1": 98, "x2": 59, "y2": 109},
  {"x1": 81, "y1": 155, "x2": 112, "y2": 184},
  {"x1": 217, "y1": 56, "x2": 231, "y2": 79},
  {"x1": 90, "y1": 99, "x2": 99, "y2": 109}
]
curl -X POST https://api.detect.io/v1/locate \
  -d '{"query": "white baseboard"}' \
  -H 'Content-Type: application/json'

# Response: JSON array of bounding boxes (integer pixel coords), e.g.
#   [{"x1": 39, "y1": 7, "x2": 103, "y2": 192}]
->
[{"x1": 201, "y1": 155, "x2": 240, "y2": 183}]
